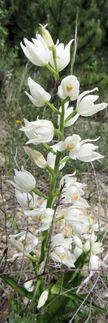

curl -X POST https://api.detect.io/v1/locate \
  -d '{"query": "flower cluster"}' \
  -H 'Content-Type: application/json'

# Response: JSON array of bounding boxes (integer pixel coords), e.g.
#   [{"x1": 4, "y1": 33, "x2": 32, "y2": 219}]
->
[{"x1": 8, "y1": 24, "x2": 107, "y2": 277}]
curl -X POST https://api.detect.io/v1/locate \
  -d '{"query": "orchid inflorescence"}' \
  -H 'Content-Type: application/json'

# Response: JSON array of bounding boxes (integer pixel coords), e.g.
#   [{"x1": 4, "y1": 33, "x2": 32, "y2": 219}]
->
[{"x1": 8, "y1": 24, "x2": 107, "y2": 309}]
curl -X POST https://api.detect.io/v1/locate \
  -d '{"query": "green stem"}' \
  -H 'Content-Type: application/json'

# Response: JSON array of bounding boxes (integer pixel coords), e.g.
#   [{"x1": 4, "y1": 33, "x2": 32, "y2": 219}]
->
[
  {"x1": 59, "y1": 99, "x2": 65, "y2": 140},
  {"x1": 46, "y1": 164, "x2": 54, "y2": 176},
  {"x1": 54, "y1": 215, "x2": 64, "y2": 223},
  {"x1": 47, "y1": 151, "x2": 61, "y2": 208},
  {"x1": 60, "y1": 156, "x2": 70, "y2": 164},
  {"x1": 52, "y1": 46, "x2": 59, "y2": 80},
  {"x1": 45, "y1": 63, "x2": 59, "y2": 80},
  {"x1": 65, "y1": 109, "x2": 77, "y2": 124},
  {"x1": 41, "y1": 143, "x2": 57, "y2": 155},
  {"x1": 39, "y1": 82, "x2": 65, "y2": 269},
  {"x1": 32, "y1": 188, "x2": 47, "y2": 200},
  {"x1": 46, "y1": 101, "x2": 61, "y2": 115}
]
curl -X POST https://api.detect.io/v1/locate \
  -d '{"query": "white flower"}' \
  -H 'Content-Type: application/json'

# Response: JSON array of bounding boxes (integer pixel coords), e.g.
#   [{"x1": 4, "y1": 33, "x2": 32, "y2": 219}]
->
[
  {"x1": 53, "y1": 135, "x2": 104, "y2": 162},
  {"x1": 84, "y1": 232, "x2": 103, "y2": 255},
  {"x1": 89, "y1": 254, "x2": 100, "y2": 270},
  {"x1": 20, "y1": 118, "x2": 54, "y2": 145},
  {"x1": 15, "y1": 190, "x2": 37, "y2": 210},
  {"x1": 58, "y1": 101, "x2": 79, "y2": 127},
  {"x1": 8, "y1": 167, "x2": 36, "y2": 193},
  {"x1": 60, "y1": 173, "x2": 86, "y2": 190},
  {"x1": 58, "y1": 75, "x2": 79, "y2": 100},
  {"x1": 51, "y1": 245, "x2": 75, "y2": 268},
  {"x1": 59, "y1": 173, "x2": 89, "y2": 206},
  {"x1": 40, "y1": 24, "x2": 54, "y2": 49},
  {"x1": 24, "y1": 280, "x2": 34, "y2": 292},
  {"x1": 61, "y1": 181, "x2": 89, "y2": 207},
  {"x1": 73, "y1": 236, "x2": 84, "y2": 261},
  {"x1": 36, "y1": 207, "x2": 54, "y2": 232},
  {"x1": 20, "y1": 34, "x2": 50, "y2": 66},
  {"x1": 50, "y1": 39, "x2": 73, "y2": 71},
  {"x1": 51, "y1": 233, "x2": 72, "y2": 250},
  {"x1": 64, "y1": 207, "x2": 91, "y2": 234},
  {"x1": 9, "y1": 231, "x2": 38, "y2": 259},
  {"x1": 37, "y1": 290, "x2": 48, "y2": 309},
  {"x1": 74, "y1": 246, "x2": 83, "y2": 260},
  {"x1": 73, "y1": 236, "x2": 83, "y2": 249},
  {"x1": 24, "y1": 147, "x2": 47, "y2": 168},
  {"x1": 24, "y1": 200, "x2": 54, "y2": 231},
  {"x1": 76, "y1": 88, "x2": 107, "y2": 117},
  {"x1": 51, "y1": 233, "x2": 75, "y2": 267},
  {"x1": 25, "y1": 77, "x2": 51, "y2": 107}
]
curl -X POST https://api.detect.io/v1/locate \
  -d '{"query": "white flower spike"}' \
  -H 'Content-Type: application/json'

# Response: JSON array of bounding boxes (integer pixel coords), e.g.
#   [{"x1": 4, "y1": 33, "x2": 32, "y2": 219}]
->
[
  {"x1": 20, "y1": 34, "x2": 50, "y2": 66},
  {"x1": 58, "y1": 75, "x2": 79, "y2": 100},
  {"x1": 50, "y1": 39, "x2": 74, "y2": 72},
  {"x1": 25, "y1": 77, "x2": 51, "y2": 107}
]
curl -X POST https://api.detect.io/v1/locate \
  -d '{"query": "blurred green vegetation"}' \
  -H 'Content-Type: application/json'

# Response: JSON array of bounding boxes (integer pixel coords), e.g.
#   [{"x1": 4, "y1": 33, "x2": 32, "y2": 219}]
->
[{"x1": 0, "y1": 0, "x2": 108, "y2": 177}]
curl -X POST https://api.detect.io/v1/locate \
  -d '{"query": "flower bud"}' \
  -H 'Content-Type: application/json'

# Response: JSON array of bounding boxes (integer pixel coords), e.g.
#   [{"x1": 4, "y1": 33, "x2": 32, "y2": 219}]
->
[
  {"x1": 24, "y1": 147, "x2": 47, "y2": 168},
  {"x1": 40, "y1": 24, "x2": 54, "y2": 49},
  {"x1": 37, "y1": 290, "x2": 48, "y2": 309}
]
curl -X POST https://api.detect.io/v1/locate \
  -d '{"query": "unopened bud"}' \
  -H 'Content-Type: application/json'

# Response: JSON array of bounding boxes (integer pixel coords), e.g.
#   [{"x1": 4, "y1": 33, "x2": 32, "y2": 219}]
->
[
  {"x1": 40, "y1": 24, "x2": 54, "y2": 49},
  {"x1": 24, "y1": 147, "x2": 47, "y2": 168},
  {"x1": 37, "y1": 290, "x2": 48, "y2": 309}
]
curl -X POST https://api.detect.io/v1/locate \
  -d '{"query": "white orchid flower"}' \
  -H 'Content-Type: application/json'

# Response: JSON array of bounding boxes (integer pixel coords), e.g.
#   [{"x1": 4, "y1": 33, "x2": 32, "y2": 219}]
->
[
  {"x1": 20, "y1": 34, "x2": 50, "y2": 66},
  {"x1": 15, "y1": 190, "x2": 37, "y2": 210},
  {"x1": 62, "y1": 185, "x2": 89, "y2": 207},
  {"x1": 60, "y1": 173, "x2": 86, "y2": 191},
  {"x1": 89, "y1": 254, "x2": 101, "y2": 270},
  {"x1": 8, "y1": 166, "x2": 36, "y2": 193},
  {"x1": 84, "y1": 232, "x2": 103, "y2": 255},
  {"x1": 9, "y1": 231, "x2": 38, "y2": 259},
  {"x1": 74, "y1": 246, "x2": 83, "y2": 260},
  {"x1": 73, "y1": 235, "x2": 83, "y2": 249},
  {"x1": 25, "y1": 77, "x2": 51, "y2": 107},
  {"x1": 24, "y1": 147, "x2": 47, "y2": 168},
  {"x1": 50, "y1": 39, "x2": 73, "y2": 71},
  {"x1": 51, "y1": 233, "x2": 72, "y2": 250},
  {"x1": 76, "y1": 88, "x2": 107, "y2": 116},
  {"x1": 52, "y1": 134, "x2": 104, "y2": 162},
  {"x1": 60, "y1": 174, "x2": 89, "y2": 207},
  {"x1": 64, "y1": 207, "x2": 91, "y2": 234},
  {"x1": 73, "y1": 236, "x2": 84, "y2": 260},
  {"x1": 51, "y1": 245, "x2": 75, "y2": 268},
  {"x1": 58, "y1": 101, "x2": 79, "y2": 127},
  {"x1": 57, "y1": 75, "x2": 79, "y2": 100},
  {"x1": 24, "y1": 200, "x2": 54, "y2": 231},
  {"x1": 20, "y1": 118, "x2": 54, "y2": 145},
  {"x1": 36, "y1": 207, "x2": 54, "y2": 231}
]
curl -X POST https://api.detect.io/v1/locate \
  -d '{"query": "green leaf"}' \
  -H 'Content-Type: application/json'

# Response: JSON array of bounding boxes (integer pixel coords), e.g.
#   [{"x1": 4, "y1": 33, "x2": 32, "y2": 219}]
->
[{"x1": 0, "y1": 274, "x2": 33, "y2": 299}]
